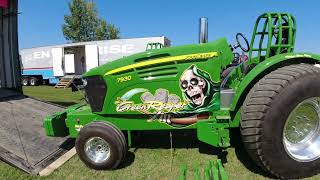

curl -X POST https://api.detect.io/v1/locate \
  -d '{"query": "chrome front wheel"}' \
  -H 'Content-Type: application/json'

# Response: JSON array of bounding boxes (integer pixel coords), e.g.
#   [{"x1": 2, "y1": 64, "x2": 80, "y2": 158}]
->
[{"x1": 84, "y1": 137, "x2": 111, "y2": 163}]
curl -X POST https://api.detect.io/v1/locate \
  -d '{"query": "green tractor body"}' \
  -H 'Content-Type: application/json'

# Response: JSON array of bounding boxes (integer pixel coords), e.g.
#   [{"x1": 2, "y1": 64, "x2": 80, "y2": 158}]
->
[{"x1": 44, "y1": 13, "x2": 320, "y2": 179}]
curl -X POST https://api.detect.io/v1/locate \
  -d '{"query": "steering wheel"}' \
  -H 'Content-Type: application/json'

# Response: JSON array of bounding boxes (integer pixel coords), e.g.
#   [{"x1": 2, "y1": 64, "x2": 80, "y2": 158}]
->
[{"x1": 234, "y1": 33, "x2": 250, "y2": 52}]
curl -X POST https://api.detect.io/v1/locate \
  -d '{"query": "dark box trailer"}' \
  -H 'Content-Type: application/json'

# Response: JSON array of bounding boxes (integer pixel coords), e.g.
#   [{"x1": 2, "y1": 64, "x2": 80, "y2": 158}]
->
[
  {"x1": 20, "y1": 36, "x2": 170, "y2": 86},
  {"x1": 0, "y1": 0, "x2": 20, "y2": 89}
]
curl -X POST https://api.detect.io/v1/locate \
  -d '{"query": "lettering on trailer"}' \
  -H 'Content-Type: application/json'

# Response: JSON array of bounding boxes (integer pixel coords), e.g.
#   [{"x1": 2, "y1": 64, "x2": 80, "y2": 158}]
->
[
  {"x1": 24, "y1": 51, "x2": 51, "y2": 60},
  {"x1": 98, "y1": 44, "x2": 135, "y2": 55}
]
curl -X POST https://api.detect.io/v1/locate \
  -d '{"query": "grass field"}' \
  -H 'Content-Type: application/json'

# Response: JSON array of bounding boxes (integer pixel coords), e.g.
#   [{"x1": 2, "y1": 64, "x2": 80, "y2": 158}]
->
[{"x1": 0, "y1": 86, "x2": 318, "y2": 180}]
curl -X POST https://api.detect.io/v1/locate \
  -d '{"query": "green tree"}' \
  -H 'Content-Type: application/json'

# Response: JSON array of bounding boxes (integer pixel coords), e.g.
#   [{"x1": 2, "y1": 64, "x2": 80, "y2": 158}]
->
[
  {"x1": 107, "y1": 24, "x2": 120, "y2": 39},
  {"x1": 62, "y1": 0, "x2": 120, "y2": 42},
  {"x1": 96, "y1": 20, "x2": 120, "y2": 40}
]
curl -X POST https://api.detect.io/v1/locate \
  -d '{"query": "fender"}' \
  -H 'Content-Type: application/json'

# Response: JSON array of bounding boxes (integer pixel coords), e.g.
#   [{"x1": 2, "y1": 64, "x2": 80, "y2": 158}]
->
[{"x1": 230, "y1": 52, "x2": 320, "y2": 112}]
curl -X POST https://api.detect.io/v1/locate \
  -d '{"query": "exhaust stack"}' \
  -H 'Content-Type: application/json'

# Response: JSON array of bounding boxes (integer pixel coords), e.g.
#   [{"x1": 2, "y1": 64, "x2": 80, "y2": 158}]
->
[{"x1": 199, "y1": 17, "x2": 208, "y2": 44}]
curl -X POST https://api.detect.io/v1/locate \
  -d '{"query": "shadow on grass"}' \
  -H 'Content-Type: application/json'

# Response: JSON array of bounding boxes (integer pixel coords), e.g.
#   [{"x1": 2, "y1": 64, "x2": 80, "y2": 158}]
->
[
  {"x1": 129, "y1": 129, "x2": 274, "y2": 179},
  {"x1": 118, "y1": 151, "x2": 135, "y2": 169},
  {"x1": 130, "y1": 130, "x2": 228, "y2": 161},
  {"x1": 229, "y1": 129, "x2": 275, "y2": 179}
]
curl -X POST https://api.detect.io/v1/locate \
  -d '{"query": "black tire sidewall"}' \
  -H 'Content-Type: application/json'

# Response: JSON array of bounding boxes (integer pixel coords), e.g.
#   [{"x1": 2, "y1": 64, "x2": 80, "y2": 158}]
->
[
  {"x1": 262, "y1": 72, "x2": 320, "y2": 177},
  {"x1": 76, "y1": 124, "x2": 124, "y2": 170}
]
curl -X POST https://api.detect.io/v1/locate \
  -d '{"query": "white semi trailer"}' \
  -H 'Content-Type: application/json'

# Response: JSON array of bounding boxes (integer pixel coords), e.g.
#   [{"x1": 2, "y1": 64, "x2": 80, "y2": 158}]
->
[{"x1": 20, "y1": 36, "x2": 170, "y2": 86}]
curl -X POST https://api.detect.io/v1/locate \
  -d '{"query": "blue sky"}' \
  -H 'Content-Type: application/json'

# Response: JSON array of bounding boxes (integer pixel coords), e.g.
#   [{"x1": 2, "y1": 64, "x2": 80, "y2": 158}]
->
[{"x1": 19, "y1": 0, "x2": 320, "y2": 53}]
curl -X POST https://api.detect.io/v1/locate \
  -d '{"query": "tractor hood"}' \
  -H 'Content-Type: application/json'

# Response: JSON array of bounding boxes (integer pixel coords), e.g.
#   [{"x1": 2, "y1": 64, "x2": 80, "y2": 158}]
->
[{"x1": 83, "y1": 38, "x2": 233, "y2": 77}]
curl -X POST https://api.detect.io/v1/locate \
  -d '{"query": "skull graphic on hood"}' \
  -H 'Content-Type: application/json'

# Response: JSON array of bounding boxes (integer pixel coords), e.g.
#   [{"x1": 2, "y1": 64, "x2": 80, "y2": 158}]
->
[
  {"x1": 179, "y1": 65, "x2": 218, "y2": 112},
  {"x1": 180, "y1": 69, "x2": 207, "y2": 106}
]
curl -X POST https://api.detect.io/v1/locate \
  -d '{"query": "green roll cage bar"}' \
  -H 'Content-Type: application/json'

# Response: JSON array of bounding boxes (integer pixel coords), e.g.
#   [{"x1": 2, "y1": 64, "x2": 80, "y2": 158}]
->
[{"x1": 249, "y1": 13, "x2": 296, "y2": 63}]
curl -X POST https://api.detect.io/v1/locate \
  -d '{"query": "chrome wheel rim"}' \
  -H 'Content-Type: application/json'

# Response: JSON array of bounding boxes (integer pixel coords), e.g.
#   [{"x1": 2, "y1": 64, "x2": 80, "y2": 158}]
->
[
  {"x1": 84, "y1": 137, "x2": 111, "y2": 163},
  {"x1": 283, "y1": 97, "x2": 320, "y2": 162}
]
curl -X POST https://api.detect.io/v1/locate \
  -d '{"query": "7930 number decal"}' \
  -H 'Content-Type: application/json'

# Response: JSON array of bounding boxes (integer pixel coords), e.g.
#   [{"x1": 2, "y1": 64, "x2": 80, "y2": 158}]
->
[{"x1": 117, "y1": 75, "x2": 132, "y2": 83}]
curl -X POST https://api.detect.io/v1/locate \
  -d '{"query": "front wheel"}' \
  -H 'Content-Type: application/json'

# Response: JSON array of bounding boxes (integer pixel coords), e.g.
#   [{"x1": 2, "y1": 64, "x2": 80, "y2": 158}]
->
[
  {"x1": 75, "y1": 122, "x2": 127, "y2": 170},
  {"x1": 241, "y1": 64, "x2": 320, "y2": 179}
]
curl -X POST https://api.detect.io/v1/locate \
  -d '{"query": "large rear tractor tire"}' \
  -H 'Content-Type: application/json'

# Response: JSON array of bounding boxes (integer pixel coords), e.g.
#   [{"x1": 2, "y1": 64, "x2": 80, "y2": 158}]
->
[
  {"x1": 75, "y1": 122, "x2": 127, "y2": 170},
  {"x1": 241, "y1": 64, "x2": 320, "y2": 179}
]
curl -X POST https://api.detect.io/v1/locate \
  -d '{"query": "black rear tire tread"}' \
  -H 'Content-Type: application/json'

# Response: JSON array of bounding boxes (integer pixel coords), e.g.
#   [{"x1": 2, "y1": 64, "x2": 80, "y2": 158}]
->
[{"x1": 241, "y1": 64, "x2": 320, "y2": 179}]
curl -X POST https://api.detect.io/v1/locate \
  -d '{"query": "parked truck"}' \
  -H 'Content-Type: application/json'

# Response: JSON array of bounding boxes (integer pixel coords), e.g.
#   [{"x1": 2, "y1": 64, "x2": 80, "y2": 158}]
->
[
  {"x1": 20, "y1": 36, "x2": 170, "y2": 86},
  {"x1": 45, "y1": 13, "x2": 320, "y2": 179}
]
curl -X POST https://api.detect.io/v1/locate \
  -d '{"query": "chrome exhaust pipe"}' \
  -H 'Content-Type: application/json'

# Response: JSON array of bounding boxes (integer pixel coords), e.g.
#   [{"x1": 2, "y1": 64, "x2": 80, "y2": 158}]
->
[{"x1": 199, "y1": 17, "x2": 208, "y2": 44}]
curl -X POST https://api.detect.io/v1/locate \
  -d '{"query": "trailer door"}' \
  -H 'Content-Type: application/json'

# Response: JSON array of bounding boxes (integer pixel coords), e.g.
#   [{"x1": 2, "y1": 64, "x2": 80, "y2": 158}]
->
[
  {"x1": 85, "y1": 45, "x2": 99, "y2": 71},
  {"x1": 52, "y1": 48, "x2": 64, "y2": 76},
  {"x1": 64, "y1": 54, "x2": 75, "y2": 74}
]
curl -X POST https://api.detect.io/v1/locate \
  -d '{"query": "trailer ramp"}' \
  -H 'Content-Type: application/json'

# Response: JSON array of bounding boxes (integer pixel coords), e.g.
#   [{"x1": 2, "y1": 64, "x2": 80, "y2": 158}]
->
[
  {"x1": 0, "y1": 89, "x2": 73, "y2": 174},
  {"x1": 55, "y1": 75, "x2": 82, "y2": 89}
]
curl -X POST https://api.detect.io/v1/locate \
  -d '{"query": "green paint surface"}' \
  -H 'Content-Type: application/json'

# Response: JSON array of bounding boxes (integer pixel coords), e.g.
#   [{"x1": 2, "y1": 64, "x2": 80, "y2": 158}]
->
[{"x1": 45, "y1": 13, "x2": 320, "y2": 150}]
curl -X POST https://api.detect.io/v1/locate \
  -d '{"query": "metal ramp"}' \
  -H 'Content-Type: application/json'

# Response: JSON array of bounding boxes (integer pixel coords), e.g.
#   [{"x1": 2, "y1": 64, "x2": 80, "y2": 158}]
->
[
  {"x1": 0, "y1": 89, "x2": 73, "y2": 174},
  {"x1": 55, "y1": 75, "x2": 82, "y2": 89},
  {"x1": 55, "y1": 75, "x2": 75, "y2": 88}
]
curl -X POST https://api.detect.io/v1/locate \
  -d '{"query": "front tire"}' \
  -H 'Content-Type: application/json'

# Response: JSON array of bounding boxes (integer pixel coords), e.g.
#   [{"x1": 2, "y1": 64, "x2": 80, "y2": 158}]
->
[
  {"x1": 241, "y1": 64, "x2": 320, "y2": 179},
  {"x1": 75, "y1": 122, "x2": 127, "y2": 170}
]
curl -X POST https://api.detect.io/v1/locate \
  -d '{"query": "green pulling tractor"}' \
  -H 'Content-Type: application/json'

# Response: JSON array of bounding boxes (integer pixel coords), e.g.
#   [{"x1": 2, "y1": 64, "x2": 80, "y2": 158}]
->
[{"x1": 44, "y1": 13, "x2": 320, "y2": 179}]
